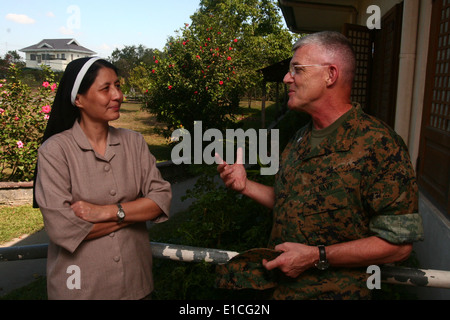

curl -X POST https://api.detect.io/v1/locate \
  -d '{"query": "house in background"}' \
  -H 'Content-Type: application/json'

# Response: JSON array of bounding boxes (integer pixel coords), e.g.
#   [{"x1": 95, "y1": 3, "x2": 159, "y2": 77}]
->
[
  {"x1": 20, "y1": 39, "x2": 96, "y2": 71},
  {"x1": 277, "y1": 0, "x2": 449, "y2": 299}
]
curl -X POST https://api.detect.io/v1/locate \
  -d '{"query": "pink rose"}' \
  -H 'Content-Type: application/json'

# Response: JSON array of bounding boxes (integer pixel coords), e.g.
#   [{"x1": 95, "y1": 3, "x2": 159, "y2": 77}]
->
[
  {"x1": 17, "y1": 141, "x2": 24, "y2": 148},
  {"x1": 42, "y1": 81, "x2": 50, "y2": 88},
  {"x1": 42, "y1": 105, "x2": 51, "y2": 114}
]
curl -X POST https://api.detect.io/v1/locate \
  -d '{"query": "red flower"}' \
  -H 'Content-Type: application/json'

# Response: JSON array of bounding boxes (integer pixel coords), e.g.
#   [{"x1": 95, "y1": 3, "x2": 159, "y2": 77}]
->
[
  {"x1": 155, "y1": 60, "x2": 159, "y2": 64},
  {"x1": 41, "y1": 105, "x2": 51, "y2": 114},
  {"x1": 227, "y1": 56, "x2": 232, "y2": 61},
  {"x1": 219, "y1": 81, "x2": 224, "y2": 85},
  {"x1": 168, "y1": 85, "x2": 173, "y2": 90},
  {"x1": 152, "y1": 69, "x2": 156, "y2": 73},
  {"x1": 234, "y1": 39, "x2": 238, "y2": 42}
]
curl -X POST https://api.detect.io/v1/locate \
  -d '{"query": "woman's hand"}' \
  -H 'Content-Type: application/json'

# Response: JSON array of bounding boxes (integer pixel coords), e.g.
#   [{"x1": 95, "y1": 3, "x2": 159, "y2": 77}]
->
[{"x1": 71, "y1": 201, "x2": 114, "y2": 223}]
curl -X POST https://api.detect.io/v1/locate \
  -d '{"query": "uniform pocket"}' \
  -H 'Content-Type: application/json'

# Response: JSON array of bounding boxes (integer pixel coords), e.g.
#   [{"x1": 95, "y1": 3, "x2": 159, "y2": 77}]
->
[{"x1": 302, "y1": 181, "x2": 348, "y2": 216}]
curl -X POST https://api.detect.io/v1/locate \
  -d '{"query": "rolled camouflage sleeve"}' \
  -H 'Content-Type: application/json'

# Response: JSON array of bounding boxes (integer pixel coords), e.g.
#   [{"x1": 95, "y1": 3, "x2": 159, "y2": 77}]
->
[{"x1": 365, "y1": 132, "x2": 424, "y2": 244}]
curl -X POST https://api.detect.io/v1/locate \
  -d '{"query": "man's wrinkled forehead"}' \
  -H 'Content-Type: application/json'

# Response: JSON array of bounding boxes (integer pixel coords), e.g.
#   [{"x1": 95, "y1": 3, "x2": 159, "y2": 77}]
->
[{"x1": 292, "y1": 44, "x2": 328, "y2": 64}]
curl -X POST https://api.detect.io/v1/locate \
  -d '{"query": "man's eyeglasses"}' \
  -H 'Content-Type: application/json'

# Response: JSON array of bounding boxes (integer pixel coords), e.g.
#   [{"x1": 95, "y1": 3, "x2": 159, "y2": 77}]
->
[{"x1": 289, "y1": 64, "x2": 330, "y2": 77}]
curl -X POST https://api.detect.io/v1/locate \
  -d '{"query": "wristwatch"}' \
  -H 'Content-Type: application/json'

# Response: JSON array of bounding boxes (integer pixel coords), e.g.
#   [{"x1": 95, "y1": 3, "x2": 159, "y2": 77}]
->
[
  {"x1": 315, "y1": 245, "x2": 330, "y2": 270},
  {"x1": 116, "y1": 203, "x2": 125, "y2": 223}
]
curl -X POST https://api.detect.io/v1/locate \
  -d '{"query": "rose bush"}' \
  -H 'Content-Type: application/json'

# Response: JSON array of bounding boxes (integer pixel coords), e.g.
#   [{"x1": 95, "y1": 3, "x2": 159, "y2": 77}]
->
[
  {"x1": 0, "y1": 64, "x2": 56, "y2": 181},
  {"x1": 140, "y1": 0, "x2": 293, "y2": 139},
  {"x1": 142, "y1": 23, "x2": 243, "y2": 137}
]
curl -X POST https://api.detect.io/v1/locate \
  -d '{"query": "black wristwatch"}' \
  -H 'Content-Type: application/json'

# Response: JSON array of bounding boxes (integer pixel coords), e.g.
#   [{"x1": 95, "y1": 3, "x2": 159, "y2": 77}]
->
[
  {"x1": 315, "y1": 245, "x2": 329, "y2": 270},
  {"x1": 116, "y1": 203, "x2": 125, "y2": 223}
]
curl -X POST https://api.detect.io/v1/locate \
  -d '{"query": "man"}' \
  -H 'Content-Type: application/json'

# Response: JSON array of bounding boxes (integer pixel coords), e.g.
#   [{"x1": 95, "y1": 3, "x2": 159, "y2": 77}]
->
[{"x1": 217, "y1": 31, "x2": 423, "y2": 299}]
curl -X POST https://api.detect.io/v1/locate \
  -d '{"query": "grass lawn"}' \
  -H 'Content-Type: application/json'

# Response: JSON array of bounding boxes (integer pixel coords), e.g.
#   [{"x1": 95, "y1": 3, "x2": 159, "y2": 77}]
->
[
  {"x1": 112, "y1": 102, "x2": 172, "y2": 161},
  {"x1": 0, "y1": 205, "x2": 43, "y2": 245}
]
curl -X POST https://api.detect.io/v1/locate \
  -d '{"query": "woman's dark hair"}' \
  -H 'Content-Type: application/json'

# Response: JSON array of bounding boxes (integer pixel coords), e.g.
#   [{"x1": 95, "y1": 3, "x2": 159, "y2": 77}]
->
[{"x1": 41, "y1": 58, "x2": 118, "y2": 144}]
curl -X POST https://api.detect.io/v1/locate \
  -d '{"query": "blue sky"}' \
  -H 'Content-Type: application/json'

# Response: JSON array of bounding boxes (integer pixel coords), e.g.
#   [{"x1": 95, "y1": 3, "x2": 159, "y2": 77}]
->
[{"x1": 0, "y1": 0, "x2": 202, "y2": 59}]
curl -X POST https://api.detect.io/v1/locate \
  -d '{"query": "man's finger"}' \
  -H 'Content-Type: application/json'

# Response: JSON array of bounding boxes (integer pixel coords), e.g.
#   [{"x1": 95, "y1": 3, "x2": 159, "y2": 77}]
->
[
  {"x1": 236, "y1": 147, "x2": 244, "y2": 165},
  {"x1": 262, "y1": 256, "x2": 281, "y2": 271},
  {"x1": 215, "y1": 152, "x2": 225, "y2": 165}
]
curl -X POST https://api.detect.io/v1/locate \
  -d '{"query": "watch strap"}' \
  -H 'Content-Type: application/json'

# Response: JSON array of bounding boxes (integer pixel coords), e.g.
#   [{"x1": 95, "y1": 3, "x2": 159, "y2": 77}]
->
[
  {"x1": 315, "y1": 245, "x2": 329, "y2": 270},
  {"x1": 318, "y1": 245, "x2": 326, "y2": 261}
]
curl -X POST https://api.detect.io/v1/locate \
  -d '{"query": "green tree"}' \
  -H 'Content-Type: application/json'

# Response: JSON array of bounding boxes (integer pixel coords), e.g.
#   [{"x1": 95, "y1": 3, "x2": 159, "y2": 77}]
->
[
  {"x1": 142, "y1": 0, "x2": 293, "y2": 137},
  {"x1": 0, "y1": 51, "x2": 25, "y2": 78},
  {"x1": 127, "y1": 63, "x2": 154, "y2": 95},
  {"x1": 142, "y1": 23, "x2": 242, "y2": 136},
  {"x1": 108, "y1": 45, "x2": 162, "y2": 94}
]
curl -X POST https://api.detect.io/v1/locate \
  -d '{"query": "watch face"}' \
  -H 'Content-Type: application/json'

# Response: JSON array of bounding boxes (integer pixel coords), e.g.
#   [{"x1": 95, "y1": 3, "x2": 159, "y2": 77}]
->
[
  {"x1": 317, "y1": 261, "x2": 328, "y2": 270},
  {"x1": 316, "y1": 261, "x2": 330, "y2": 271},
  {"x1": 118, "y1": 210, "x2": 125, "y2": 218}
]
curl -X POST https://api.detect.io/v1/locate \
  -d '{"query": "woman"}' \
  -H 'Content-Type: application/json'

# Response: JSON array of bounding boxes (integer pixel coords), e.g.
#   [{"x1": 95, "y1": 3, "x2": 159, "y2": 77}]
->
[{"x1": 33, "y1": 57, "x2": 172, "y2": 300}]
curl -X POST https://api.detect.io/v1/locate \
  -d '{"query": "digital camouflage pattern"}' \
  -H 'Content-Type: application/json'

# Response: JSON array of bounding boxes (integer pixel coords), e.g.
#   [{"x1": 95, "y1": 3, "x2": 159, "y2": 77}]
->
[
  {"x1": 216, "y1": 105, "x2": 424, "y2": 300},
  {"x1": 216, "y1": 248, "x2": 281, "y2": 290},
  {"x1": 269, "y1": 105, "x2": 423, "y2": 299}
]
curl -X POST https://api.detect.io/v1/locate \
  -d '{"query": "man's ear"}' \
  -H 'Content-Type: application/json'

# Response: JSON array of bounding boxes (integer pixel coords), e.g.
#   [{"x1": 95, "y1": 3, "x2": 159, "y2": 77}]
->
[{"x1": 326, "y1": 65, "x2": 339, "y2": 87}]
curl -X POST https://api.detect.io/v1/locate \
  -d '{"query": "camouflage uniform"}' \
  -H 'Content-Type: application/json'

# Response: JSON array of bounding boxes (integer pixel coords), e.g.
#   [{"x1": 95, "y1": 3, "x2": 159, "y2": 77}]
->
[{"x1": 216, "y1": 105, "x2": 424, "y2": 300}]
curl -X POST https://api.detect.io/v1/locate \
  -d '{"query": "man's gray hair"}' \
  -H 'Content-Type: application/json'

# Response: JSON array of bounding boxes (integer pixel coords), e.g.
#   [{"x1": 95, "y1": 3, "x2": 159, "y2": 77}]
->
[{"x1": 293, "y1": 31, "x2": 356, "y2": 86}]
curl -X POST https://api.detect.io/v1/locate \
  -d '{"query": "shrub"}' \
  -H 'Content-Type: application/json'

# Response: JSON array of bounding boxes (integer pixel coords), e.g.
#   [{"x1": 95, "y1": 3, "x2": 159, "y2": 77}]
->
[
  {"x1": 150, "y1": 165, "x2": 274, "y2": 299},
  {"x1": 0, "y1": 64, "x2": 57, "y2": 181}
]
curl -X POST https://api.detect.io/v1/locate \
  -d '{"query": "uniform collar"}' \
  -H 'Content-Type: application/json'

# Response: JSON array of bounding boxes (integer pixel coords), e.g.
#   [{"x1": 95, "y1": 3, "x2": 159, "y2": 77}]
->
[
  {"x1": 301, "y1": 105, "x2": 360, "y2": 159},
  {"x1": 71, "y1": 120, "x2": 120, "y2": 161}
]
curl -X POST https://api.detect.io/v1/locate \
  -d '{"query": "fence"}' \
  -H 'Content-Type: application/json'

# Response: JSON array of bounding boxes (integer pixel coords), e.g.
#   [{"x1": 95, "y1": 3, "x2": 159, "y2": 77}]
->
[{"x1": 1, "y1": 242, "x2": 450, "y2": 289}]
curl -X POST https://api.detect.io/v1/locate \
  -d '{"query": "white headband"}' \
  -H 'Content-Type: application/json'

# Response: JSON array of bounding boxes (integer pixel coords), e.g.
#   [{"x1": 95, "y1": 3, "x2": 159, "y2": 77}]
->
[{"x1": 71, "y1": 57, "x2": 102, "y2": 105}]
